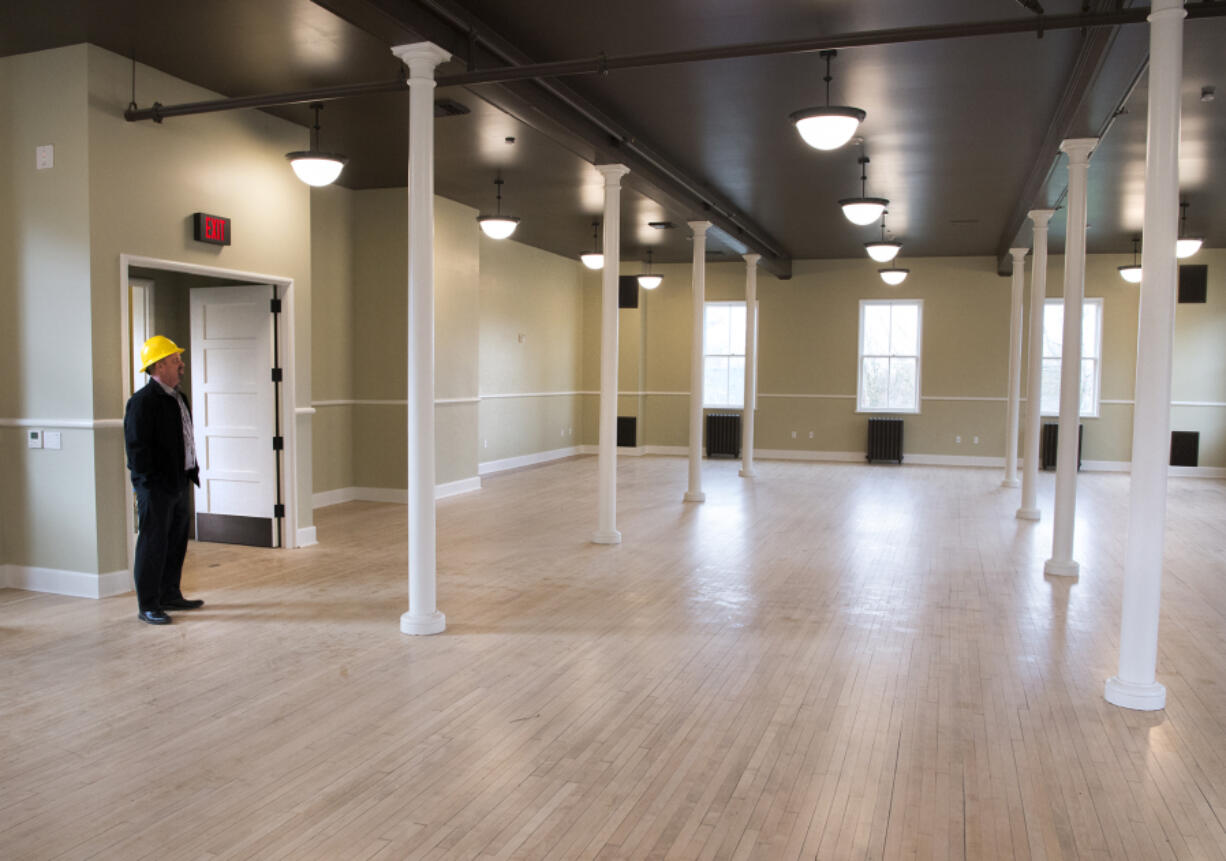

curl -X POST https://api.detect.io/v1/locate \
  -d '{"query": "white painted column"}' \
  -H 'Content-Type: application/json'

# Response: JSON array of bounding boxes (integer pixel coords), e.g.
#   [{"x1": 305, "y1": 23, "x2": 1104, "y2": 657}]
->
[
  {"x1": 592, "y1": 164, "x2": 630, "y2": 544},
  {"x1": 1045, "y1": 138, "x2": 1097, "y2": 578},
  {"x1": 1106, "y1": 0, "x2": 1185, "y2": 712},
  {"x1": 740, "y1": 253, "x2": 761, "y2": 479},
  {"x1": 1002, "y1": 247, "x2": 1028, "y2": 488},
  {"x1": 392, "y1": 42, "x2": 451, "y2": 636},
  {"x1": 685, "y1": 221, "x2": 712, "y2": 503},
  {"x1": 1018, "y1": 210, "x2": 1055, "y2": 520}
]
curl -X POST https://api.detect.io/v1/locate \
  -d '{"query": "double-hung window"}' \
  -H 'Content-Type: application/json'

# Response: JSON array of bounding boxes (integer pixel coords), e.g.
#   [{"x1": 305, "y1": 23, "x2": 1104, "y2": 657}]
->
[
  {"x1": 1040, "y1": 298, "x2": 1102, "y2": 417},
  {"x1": 858, "y1": 300, "x2": 922, "y2": 413},
  {"x1": 703, "y1": 302, "x2": 747, "y2": 408}
]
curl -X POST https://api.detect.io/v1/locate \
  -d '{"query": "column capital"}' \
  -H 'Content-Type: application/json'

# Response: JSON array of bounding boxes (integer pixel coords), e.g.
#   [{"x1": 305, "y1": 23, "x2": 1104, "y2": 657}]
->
[
  {"x1": 1027, "y1": 209, "x2": 1056, "y2": 228},
  {"x1": 391, "y1": 42, "x2": 452, "y2": 78},
  {"x1": 1059, "y1": 137, "x2": 1099, "y2": 162},
  {"x1": 1148, "y1": 0, "x2": 1186, "y2": 20},
  {"x1": 743, "y1": 253, "x2": 761, "y2": 266},
  {"x1": 688, "y1": 220, "x2": 712, "y2": 235},
  {"x1": 595, "y1": 163, "x2": 630, "y2": 184},
  {"x1": 1009, "y1": 247, "x2": 1029, "y2": 262}
]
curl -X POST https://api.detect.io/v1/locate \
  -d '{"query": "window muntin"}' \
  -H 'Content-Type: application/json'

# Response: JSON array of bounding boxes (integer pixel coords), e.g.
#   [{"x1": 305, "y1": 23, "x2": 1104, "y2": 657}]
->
[
  {"x1": 1040, "y1": 298, "x2": 1102, "y2": 418},
  {"x1": 858, "y1": 300, "x2": 922, "y2": 413}
]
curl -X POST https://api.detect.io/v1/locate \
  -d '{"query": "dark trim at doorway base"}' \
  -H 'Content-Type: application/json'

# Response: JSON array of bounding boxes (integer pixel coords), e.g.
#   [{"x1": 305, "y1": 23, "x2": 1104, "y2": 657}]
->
[{"x1": 197, "y1": 513, "x2": 274, "y2": 548}]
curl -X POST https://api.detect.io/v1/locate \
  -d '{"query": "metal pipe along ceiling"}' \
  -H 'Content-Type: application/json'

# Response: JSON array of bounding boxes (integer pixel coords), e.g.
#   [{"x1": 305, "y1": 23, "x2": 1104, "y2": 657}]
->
[{"x1": 123, "y1": 4, "x2": 1226, "y2": 123}]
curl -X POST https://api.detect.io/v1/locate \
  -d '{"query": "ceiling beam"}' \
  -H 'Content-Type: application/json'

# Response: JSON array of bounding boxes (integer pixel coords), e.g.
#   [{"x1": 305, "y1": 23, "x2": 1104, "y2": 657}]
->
[
  {"x1": 312, "y1": 0, "x2": 794, "y2": 277},
  {"x1": 992, "y1": 0, "x2": 1150, "y2": 275}
]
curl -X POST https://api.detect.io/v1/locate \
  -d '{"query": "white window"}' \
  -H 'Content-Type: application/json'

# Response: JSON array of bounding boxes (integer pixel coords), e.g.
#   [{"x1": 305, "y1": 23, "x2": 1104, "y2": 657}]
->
[
  {"x1": 858, "y1": 300, "x2": 922, "y2": 413},
  {"x1": 1040, "y1": 298, "x2": 1102, "y2": 418},
  {"x1": 703, "y1": 302, "x2": 746, "y2": 408}
]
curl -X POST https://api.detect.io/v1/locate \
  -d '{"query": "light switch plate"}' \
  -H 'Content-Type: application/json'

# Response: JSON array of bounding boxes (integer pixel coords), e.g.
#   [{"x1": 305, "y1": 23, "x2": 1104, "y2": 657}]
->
[
  {"x1": 36, "y1": 145, "x2": 54, "y2": 170},
  {"x1": 44, "y1": 431, "x2": 62, "y2": 450}
]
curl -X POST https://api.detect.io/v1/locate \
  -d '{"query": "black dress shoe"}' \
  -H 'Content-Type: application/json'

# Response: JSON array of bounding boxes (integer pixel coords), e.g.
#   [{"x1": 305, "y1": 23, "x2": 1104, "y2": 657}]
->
[
  {"x1": 138, "y1": 609, "x2": 172, "y2": 625},
  {"x1": 162, "y1": 596, "x2": 204, "y2": 610}
]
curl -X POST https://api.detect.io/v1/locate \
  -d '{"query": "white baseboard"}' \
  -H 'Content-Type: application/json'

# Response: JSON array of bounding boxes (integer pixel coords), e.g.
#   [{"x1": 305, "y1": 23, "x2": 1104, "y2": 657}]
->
[
  {"x1": 755, "y1": 449, "x2": 864, "y2": 463},
  {"x1": 479, "y1": 446, "x2": 582, "y2": 475},
  {"x1": 1, "y1": 565, "x2": 131, "y2": 599},
  {"x1": 296, "y1": 526, "x2": 318, "y2": 547},
  {"x1": 313, "y1": 479, "x2": 482, "y2": 509},
  {"x1": 436, "y1": 476, "x2": 483, "y2": 498},
  {"x1": 1168, "y1": 465, "x2": 1226, "y2": 478}
]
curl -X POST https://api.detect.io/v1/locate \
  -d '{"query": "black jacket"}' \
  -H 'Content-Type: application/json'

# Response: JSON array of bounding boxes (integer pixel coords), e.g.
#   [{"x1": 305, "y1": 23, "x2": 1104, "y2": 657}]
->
[{"x1": 124, "y1": 379, "x2": 201, "y2": 494}]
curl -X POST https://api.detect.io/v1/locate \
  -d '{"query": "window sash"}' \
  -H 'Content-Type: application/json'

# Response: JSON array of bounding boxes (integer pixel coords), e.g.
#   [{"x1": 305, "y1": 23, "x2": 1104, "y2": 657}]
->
[
  {"x1": 1040, "y1": 299, "x2": 1102, "y2": 417},
  {"x1": 858, "y1": 300, "x2": 921, "y2": 413}
]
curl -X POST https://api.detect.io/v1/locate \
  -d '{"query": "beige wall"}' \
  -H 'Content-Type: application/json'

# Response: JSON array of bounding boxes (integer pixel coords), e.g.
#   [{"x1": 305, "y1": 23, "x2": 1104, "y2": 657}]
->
[
  {"x1": 1, "y1": 44, "x2": 315, "y2": 577},
  {"x1": 476, "y1": 233, "x2": 585, "y2": 464},
  {"x1": 349, "y1": 189, "x2": 481, "y2": 489},
  {"x1": 310, "y1": 185, "x2": 355, "y2": 494},
  {"x1": 580, "y1": 249, "x2": 1225, "y2": 469}
]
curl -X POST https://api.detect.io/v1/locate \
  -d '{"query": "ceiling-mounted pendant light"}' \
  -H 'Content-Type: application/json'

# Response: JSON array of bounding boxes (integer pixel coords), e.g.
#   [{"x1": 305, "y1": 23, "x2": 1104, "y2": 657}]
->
[
  {"x1": 879, "y1": 267, "x2": 909, "y2": 286},
  {"x1": 1176, "y1": 201, "x2": 1203, "y2": 259},
  {"x1": 477, "y1": 175, "x2": 521, "y2": 240},
  {"x1": 790, "y1": 50, "x2": 866, "y2": 151},
  {"x1": 286, "y1": 102, "x2": 348, "y2": 187},
  {"x1": 1118, "y1": 236, "x2": 1142, "y2": 283},
  {"x1": 638, "y1": 249, "x2": 662, "y2": 290},
  {"x1": 580, "y1": 220, "x2": 604, "y2": 270},
  {"x1": 840, "y1": 154, "x2": 889, "y2": 226},
  {"x1": 865, "y1": 209, "x2": 902, "y2": 263}
]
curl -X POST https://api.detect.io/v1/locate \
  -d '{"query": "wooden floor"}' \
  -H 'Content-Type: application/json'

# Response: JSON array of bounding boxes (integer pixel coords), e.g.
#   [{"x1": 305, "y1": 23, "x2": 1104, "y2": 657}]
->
[{"x1": 4, "y1": 457, "x2": 1226, "y2": 860}]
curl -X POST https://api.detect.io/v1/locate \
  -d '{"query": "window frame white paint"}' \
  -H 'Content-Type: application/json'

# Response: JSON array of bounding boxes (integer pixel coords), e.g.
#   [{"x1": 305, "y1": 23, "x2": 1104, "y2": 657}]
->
[
  {"x1": 856, "y1": 298, "x2": 923, "y2": 415},
  {"x1": 1039, "y1": 297, "x2": 1104, "y2": 419},
  {"x1": 702, "y1": 300, "x2": 757, "y2": 410}
]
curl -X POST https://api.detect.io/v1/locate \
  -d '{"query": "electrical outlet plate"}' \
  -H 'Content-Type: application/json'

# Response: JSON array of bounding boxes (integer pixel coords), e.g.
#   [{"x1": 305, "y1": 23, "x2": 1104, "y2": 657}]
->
[{"x1": 36, "y1": 145, "x2": 54, "y2": 170}]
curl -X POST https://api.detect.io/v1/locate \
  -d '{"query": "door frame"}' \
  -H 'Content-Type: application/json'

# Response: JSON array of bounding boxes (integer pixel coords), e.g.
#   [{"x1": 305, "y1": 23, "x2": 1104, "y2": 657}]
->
[{"x1": 118, "y1": 254, "x2": 302, "y2": 551}]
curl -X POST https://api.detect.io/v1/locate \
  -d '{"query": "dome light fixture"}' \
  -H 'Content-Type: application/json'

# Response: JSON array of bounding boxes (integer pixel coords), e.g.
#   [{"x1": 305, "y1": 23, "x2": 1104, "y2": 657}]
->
[
  {"x1": 789, "y1": 50, "x2": 866, "y2": 151},
  {"x1": 839, "y1": 154, "x2": 889, "y2": 226},
  {"x1": 477, "y1": 175, "x2": 521, "y2": 240},
  {"x1": 286, "y1": 102, "x2": 348, "y2": 187},
  {"x1": 865, "y1": 209, "x2": 902, "y2": 263},
  {"x1": 1175, "y1": 201, "x2": 1203, "y2": 259},
  {"x1": 580, "y1": 220, "x2": 604, "y2": 270},
  {"x1": 879, "y1": 267, "x2": 909, "y2": 286},
  {"x1": 637, "y1": 249, "x2": 662, "y2": 290},
  {"x1": 1118, "y1": 236, "x2": 1142, "y2": 284}
]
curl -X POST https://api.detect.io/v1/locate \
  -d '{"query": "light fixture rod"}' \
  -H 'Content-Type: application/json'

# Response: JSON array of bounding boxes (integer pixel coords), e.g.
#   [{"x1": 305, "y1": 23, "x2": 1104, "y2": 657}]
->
[{"x1": 121, "y1": 6, "x2": 1226, "y2": 124}]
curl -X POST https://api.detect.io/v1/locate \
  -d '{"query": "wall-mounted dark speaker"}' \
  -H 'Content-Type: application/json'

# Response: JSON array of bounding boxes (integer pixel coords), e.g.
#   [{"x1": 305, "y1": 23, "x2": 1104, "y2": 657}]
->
[
  {"x1": 618, "y1": 276, "x2": 639, "y2": 309},
  {"x1": 1170, "y1": 431, "x2": 1199, "y2": 467},
  {"x1": 1178, "y1": 264, "x2": 1207, "y2": 303},
  {"x1": 617, "y1": 416, "x2": 637, "y2": 447}
]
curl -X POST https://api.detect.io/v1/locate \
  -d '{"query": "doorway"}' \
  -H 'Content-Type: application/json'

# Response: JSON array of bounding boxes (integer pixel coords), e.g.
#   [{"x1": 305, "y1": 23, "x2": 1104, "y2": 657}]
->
[{"x1": 119, "y1": 255, "x2": 301, "y2": 558}]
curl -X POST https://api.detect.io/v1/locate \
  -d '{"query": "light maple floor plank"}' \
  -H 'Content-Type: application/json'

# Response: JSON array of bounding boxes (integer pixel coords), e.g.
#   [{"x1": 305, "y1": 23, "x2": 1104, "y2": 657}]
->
[{"x1": 3, "y1": 456, "x2": 1226, "y2": 860}]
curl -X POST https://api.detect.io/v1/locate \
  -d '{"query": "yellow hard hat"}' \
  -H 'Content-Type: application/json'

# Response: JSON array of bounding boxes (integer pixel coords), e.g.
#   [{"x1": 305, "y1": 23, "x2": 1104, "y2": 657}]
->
[{"x1": 139, "y1": 335, "x2": 184, "y2": 372}]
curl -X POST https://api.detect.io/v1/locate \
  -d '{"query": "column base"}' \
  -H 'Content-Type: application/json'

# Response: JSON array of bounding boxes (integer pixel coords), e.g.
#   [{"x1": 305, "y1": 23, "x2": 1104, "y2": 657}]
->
[
  {"x1": 400, "y1": 610, "x2": 446, "y2": 636},
  {"x1": 683, "y1": 491, "x2": 706, "y2": 503},
  {"x1": 1043, "y1": 558, "x2": 1079, "y2": 577},
  {"x1": 1016, "y1": 507, "x2": 1040, "y2": 521},
  {"x1": 738, "y1": 468, "x2": 756, "y2": 478},
  {"x1": 1001, "y1": 479, "x2": 1019, "y2": 488},
  {"x1": 1105, "y1": 676, "x2": 1166, "y2": 711},
  {"x1": 591, "y1": 529, "x2": 622, "y2": 545}
]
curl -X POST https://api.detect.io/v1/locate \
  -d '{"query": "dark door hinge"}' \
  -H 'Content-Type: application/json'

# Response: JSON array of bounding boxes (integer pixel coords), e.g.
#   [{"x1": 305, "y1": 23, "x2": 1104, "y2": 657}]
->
[
  {"x1": 272, "y1": 436, "x2": 284, "y2": 451},
  {"x1": 271, "y1": 367, "x2": 283, "y2": 383},
  {"x1": 270, "y1": 298, "x2": 282, "y2": 314}
]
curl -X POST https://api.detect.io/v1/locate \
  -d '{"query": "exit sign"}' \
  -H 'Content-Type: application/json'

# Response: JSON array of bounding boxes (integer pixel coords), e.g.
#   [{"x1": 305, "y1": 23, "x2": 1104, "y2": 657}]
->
[{"x1": 193, "y1": 212, "x2": 231, "y2": 246}]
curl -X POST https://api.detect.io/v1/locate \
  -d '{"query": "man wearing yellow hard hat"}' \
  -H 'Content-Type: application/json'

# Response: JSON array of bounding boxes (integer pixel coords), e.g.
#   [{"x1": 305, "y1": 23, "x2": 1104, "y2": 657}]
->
[{"x1": 123, "y1": 335, "x2": 206, "y2": 625}]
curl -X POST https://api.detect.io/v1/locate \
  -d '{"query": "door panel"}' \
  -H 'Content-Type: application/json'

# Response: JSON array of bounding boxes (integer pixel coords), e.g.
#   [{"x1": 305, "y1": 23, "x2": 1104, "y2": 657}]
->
[{"x1": 189, "y1": 284, "x2": 278, "y2": 546}]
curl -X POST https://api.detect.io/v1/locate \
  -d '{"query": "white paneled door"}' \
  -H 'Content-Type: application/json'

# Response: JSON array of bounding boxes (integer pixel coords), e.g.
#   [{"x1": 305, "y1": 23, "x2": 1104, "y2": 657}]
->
[{"x1": 189, "y1": 285, "x2": 279, "y2": 547}]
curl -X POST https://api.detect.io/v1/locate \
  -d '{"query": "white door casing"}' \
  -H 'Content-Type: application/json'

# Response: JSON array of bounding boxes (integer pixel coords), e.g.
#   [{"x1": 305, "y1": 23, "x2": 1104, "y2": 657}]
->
[{"x1": 189, "y1": 284, "x2": 278, "y2": 543}]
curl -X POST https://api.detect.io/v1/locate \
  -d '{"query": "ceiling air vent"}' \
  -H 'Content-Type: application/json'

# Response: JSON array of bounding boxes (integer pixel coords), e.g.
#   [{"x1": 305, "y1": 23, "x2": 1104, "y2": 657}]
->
[{"x1": 434, "y1": 98, "x2": 470, "y2": 119}]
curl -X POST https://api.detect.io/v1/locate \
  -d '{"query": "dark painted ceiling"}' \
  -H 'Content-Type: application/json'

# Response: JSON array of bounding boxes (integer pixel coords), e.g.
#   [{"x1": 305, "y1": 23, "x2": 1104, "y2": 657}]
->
[{"x1": 3, "y1": 0, "x2": 1223, "y2": 274}]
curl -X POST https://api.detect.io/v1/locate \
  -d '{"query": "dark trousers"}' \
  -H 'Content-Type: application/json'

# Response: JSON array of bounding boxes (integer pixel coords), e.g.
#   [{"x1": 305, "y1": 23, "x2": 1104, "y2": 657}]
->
[{"x1": 134, "y1": 485, "x2": 191, "y2": 611}]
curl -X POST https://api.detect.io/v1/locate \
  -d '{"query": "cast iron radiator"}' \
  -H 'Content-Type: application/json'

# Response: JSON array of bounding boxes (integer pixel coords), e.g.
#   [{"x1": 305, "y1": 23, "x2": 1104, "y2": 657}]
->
[
  {"x1": 1040, "y1": 422, "x2": 1083, "y2": 471},
  {"x1": 705, "y1": 413, "x2": 741, "y2": 458},
  {"x1": 866, "y1": 418, "x2": 903, "y2": 463}
]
